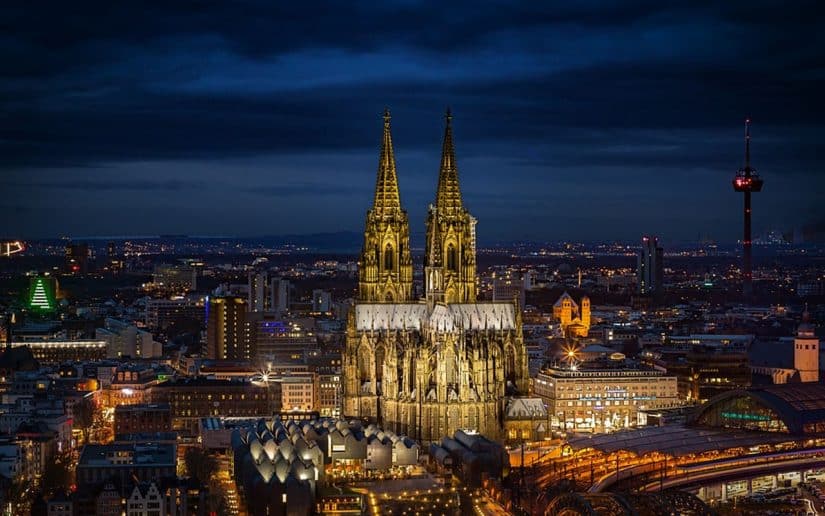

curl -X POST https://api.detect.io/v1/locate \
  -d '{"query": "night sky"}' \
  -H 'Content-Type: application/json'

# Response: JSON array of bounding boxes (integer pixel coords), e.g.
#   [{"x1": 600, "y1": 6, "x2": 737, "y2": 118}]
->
[{"x1": 2, "y1": 1, "x2": 823, "y2": 242}]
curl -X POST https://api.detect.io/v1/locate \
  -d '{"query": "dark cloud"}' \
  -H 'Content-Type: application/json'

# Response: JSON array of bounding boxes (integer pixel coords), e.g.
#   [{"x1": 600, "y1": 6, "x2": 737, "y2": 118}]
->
[
  {"x1": 1, "y1": 1, "x2": 823, "y2": 240},
  {"x1": 0, "y1": 178, "x2": 203, "y2": 191}
]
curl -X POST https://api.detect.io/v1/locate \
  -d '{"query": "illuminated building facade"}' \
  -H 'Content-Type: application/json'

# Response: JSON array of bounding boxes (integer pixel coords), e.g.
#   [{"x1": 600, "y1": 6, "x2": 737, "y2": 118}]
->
[
  {"x1": 552, "y1": 292, "x2": 590, "y2": 337},
  {"x1": 343, "y1": 111, "x2": 529, "y2": 442},
  {"x1": 534, "y1": 364, "x2": 679, "y2": 432},
  {"x1": 9, "y1": 340, "x2": 107, "y2": 365},
  {"x1": 250, "y1": 314, "x2": 318, "y2": 363},
  {"x1": 206, "y1": 296, "x2": 253, "y2": 360},
  {"x1": 107, "y1": 366, "x2": 160, "y2": 407}
]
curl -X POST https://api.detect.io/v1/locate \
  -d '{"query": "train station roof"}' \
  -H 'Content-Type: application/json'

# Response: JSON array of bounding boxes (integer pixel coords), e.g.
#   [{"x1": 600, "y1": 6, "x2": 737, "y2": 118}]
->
[{"x1": 568, "y1": 424, "x2": 796, "y2": 457}]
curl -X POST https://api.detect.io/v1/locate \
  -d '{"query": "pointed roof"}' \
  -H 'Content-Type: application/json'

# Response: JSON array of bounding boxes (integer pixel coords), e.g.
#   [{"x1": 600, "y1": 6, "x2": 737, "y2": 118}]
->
[
  {"x1": 372, "y1": 108, "x2": 402, "y2": 213},
  {"x1": 435, "y1": 108, "x2": 463, "y2": 213},
  {"x1": 554, "y1": 291, "x2": 578, "y2": 309}
]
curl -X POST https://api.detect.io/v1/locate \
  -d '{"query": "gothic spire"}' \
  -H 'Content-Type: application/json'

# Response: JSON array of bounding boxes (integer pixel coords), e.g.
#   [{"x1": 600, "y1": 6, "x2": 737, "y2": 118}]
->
[
  {"x1": 373, "y1": 108, "x2": 401, "y2": 213},
  {"x1": 435, "y1": 108, "x2": 463, "y2": 213}
]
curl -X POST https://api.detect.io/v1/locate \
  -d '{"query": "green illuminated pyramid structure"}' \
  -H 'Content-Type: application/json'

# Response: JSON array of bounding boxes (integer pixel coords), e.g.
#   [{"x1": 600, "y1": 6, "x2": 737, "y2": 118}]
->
[{"x1": 29, "y1": 277, "x2": 56, "y2": 312}]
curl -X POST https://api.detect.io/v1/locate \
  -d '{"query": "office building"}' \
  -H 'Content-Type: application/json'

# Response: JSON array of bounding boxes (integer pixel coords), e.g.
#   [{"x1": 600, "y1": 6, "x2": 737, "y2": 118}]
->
[
  {"x1": 97, "y1": 318, "x2": 161, "y2": 358},
  {"x1": 65, "y1": 242, "x2": 90, "y2": 274},
  {"x1": 248, "y1": 271, "x2": 268, "y2": 312},
  {"x1": 206, "y1": 296, "x2": 253, "y2": 360},
  {"x1": 270, "y1": 277, "x2": 291, "y2": 314},
  {"x1": 637, "y1": 235, "x2": 663, "y2": 295},
  {"x1": 250, "y1": 314, "x2": 318, "y2": 363},
  {"x1": 144, "y1": 297, "x2": 205, "y2": 330},
  {"x1": 311, "y1": 289, "x2": 332, "y2": 313}
]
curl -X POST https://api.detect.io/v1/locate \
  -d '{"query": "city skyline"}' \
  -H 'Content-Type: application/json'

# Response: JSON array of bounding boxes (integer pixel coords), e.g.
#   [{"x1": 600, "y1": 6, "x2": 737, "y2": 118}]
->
[{"x1": 3, "y1": 2, "x2": 823, "y2": 241}]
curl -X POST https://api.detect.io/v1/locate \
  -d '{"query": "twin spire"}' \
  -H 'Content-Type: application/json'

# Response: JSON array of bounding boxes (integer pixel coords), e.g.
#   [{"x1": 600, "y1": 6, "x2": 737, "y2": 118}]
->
[
  {"x1": 435, "y1": 108, "x2": 464, "y2": 214},
  {"x1": 372, "y1": 108, "x2": 464, "y2": 214},
  {"x1": 373, "y1": 108, "x2": 401, "y2": 212}
]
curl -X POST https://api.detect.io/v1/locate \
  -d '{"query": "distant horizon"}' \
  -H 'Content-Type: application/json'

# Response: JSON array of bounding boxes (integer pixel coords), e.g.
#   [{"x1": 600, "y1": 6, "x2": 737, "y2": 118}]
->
[{"x1": 8, "y1": 229, "x2": 813, "y2": 247}]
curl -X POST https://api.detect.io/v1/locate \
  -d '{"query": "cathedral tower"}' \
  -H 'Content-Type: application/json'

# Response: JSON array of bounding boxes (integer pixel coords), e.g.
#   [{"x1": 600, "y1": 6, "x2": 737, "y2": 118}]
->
[
  {"x1": 425, "y1": 109, "x2": 477, "y2": 304},
  {"x1": 358, "y1": 109, "x2": 413, "y2": 302}
]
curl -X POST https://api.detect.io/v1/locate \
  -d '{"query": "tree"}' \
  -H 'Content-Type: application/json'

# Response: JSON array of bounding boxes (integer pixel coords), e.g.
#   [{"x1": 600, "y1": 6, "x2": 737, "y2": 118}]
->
[
  {"x1": 184, "y1": 447, "x2": 217, "y2": 486},
  {"x1": 73, "y1": 396, "x2": 97, "y2": 445}
]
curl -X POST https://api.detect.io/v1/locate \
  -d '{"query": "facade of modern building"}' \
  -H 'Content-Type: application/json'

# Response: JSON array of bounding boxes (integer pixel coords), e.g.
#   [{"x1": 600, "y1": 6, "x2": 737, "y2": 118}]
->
[
  {"x1": 249, "y1": 313, "x2": 318, "y2": 363},
  {"x1": 144, "y1": 298, "x2": 205, "y2": 330},
  {"x1": 534, "y1": 363, "x2": 679, "y2": 432},
  {"x1": 311, "y1": 289, "x2": 332, "y2": 313},
  {"x1": 270, "y1": 277, "x2": 291, "y2": 315},
  {"x1": 343, "y1": 110, "x2": 529, "y2": 443},
  {"x1": 318, "y1": 373, "x2": 342, "y2": 417},
  {"x1": 637, "y1": 235, "x2": 663, "y2": 295},
  {"x1": 248, "y1": 271, "x2": 269, "y2": 312},
  {"x1": 206, "y1": 296, "x2": 254, "y2": 360},
  {"x1": 97, "y1": 318, "x2": 161, "y2": 358},
  {"x1": 8, "y1": 340, "x2": 107, "y2": 365},
  {"x1": 272, "y1": 372, "x2": 318, "y2": 413}
]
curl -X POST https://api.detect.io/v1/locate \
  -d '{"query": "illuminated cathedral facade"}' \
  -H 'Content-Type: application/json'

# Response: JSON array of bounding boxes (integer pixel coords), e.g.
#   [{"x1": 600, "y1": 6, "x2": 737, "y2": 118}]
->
[{"x1": 343, "y1": 110, "x2": 529, "y2": 442}]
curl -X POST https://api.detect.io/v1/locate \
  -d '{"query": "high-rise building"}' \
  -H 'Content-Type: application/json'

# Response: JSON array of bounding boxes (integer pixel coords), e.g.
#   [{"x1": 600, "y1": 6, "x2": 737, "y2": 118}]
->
[
  {"x1": 248, "y1": 271, "x2": 268, "y2": 312},
  {"x1": 311, "y1": 289, "x2": 332, "y2": 313},
  {"x1": 65, "y1": 242, "x2": 90, "y2": 274},
  {"x1": 637, "y1": 236, "x2": 663, "y2": 295},
  {"x1": 343, "y1": 110, "x2": 529, "y2": 443},
  {"x1": 206, "y1": 296, "x2": 253, "y2": 360},
  {"x1": 270, "y1": 277, "x2": 291, "y2": 315}
]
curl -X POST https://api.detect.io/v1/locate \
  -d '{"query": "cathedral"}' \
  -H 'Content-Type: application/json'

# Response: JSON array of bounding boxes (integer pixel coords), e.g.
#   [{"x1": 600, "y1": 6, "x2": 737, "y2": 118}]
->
[{"x1": 343, "y1": 109, "x2": 530, "y2": 443}]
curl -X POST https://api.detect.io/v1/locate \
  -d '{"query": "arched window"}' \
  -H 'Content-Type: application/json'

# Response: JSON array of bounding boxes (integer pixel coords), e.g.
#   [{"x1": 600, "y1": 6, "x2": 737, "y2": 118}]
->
[
  {"x1": 384, "y1": 244, "x2": 394, "y2": 270},
  {"x1": 447, "y1": 244, "x2": 457, "y2": 271}
]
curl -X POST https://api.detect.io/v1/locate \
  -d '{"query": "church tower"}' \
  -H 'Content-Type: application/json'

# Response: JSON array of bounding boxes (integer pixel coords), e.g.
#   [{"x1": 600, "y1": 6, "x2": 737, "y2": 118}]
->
[
  {"x1": 425, "y1": 109, "x2": 477, "y2": 304},
  {"x1": 358, "y1": 109, "x2": 413, "y2": 302},
  {"x1": 794, "y1": 307, "x2": 819, "y2": 383}
]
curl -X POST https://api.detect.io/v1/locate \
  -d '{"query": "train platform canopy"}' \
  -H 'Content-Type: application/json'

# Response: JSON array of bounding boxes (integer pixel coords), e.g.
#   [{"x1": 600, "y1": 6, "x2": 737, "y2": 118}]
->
[{"x1": 567, "y1": 425, "x2": 796, "y2": 457}]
